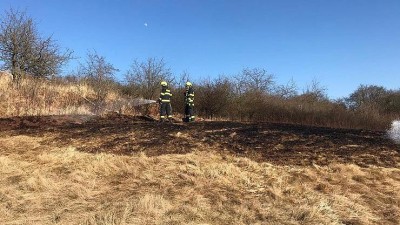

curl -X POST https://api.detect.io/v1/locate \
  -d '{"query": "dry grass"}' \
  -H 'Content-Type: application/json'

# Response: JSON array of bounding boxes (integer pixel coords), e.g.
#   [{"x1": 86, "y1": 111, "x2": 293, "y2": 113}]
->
[
  {"x1": 0, "y1": 74, "x2": 132, "y2": 117},
  {"x1": 0, "y1": 74, "x2": 94, "y2": 117},
  {"x1": 0, "y1": 132, "x2": 399, "y2": 225}
]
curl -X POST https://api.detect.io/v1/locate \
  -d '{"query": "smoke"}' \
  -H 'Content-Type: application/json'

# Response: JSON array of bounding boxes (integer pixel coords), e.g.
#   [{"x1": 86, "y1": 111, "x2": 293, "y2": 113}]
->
[{"x1": 387, "y1": 120, "x2": 400, "y2": 144}]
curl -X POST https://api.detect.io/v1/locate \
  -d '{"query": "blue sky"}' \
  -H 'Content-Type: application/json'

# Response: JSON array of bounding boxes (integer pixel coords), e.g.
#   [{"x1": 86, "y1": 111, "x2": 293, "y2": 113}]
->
[{"x1": 1, "y1": 0, "x2": 399, "y2": 99}]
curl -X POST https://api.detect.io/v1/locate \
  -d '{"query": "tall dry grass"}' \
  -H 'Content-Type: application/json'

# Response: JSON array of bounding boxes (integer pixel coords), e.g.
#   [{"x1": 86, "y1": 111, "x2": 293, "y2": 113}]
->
[
  {"x1": 0, "y1": 73, "x2": 154, "y2": 118},
  {"x1": 0, "y1": 133, "x2": 399, "y2": 224},
  {"x1": 0, "y1": 73, "x2": 140, "y2": 117},
  {"x1": 0, "y1": 73, "x2": 92, "y2": 117}
]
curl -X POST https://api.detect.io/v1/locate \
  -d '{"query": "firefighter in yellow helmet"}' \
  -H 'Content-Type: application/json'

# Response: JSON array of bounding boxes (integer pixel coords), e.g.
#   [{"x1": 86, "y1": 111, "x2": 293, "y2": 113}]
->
[
  {"x1": 183, "y1": 81, "x2": 195, "y2": 122},
  {"x1": 158, "y1": 81, "x2": 173, "y2": 122}
]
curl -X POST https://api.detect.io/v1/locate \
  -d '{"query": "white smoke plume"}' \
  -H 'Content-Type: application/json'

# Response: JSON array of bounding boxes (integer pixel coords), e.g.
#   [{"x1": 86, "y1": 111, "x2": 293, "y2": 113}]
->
[{"x1": 388, "y1": 120, "x2": 400, "y2": 144}]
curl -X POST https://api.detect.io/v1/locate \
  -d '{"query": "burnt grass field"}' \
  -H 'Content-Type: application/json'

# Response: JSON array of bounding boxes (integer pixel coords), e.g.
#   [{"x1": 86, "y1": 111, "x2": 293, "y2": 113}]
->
[
  {"x1": 1, "y1": 113, "x2": 400, "y2": 225},
  {"x1": 1, "y1": 113, "x2": 399, "y2": 168}
]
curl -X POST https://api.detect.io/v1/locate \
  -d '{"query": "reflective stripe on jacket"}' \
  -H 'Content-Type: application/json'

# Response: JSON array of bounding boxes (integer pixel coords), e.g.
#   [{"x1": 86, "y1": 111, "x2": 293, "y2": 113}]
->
[
  {"x1": 159, "y1": 88, "x2": 172, "y2": 103},
  {"x1": 185, "y1": 87, "x2": 194, "y2": 104}
]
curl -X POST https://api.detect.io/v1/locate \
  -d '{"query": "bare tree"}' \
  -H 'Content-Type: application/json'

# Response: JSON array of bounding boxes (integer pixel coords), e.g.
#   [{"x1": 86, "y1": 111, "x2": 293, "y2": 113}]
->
[
  {"x1": 302, "y1": 78, "x2": 328, "y2": 102},
  {"x1": 346, "y1": 84, "x2": 388, "y2": 110},
  {"x1": 234, "y1": 67, "x2": 275, "y2": 94},
  {"x1": 275, "y1": 77, "x2": 298, "y2": 99},
  {"x1": 0, "y1": 9, "x2": 72, "y2": 82},
  {"x1": 80, "y1": 50, "x2": 118, "y2": 112},
  {"x1": 124, "y1": 57, "x2": 174, "y2": 100},
  {"x1": 30, "y1": 36, "x2": 72, "y2": 79},
  {"x1": 178, "y1": 70, "x2": 191, "y2": 88},
  {"x1": 379, "y1": 90, "x2": 400, "y2": 114}
]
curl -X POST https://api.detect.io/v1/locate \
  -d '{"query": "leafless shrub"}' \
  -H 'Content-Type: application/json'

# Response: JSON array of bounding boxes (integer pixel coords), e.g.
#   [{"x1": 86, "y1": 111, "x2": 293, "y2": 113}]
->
[
  {"x1": 196, "y1": 76, "x2": 234, "y2": 119},
  {"x1": 275, "y1": 78, "x2": 298, "y2": 99},
  {"x1": 124, "y1": 57, "x2": 174, "y2": 115},
  {"x1": 79, "y1": 50, "x2": 118, "y2": 114},
  {"x1": 346, "y1": 85, "x2": 388, "y2": 110},
  {"x1": 234, "y1": 67, "x2": 275, "y2": 94},
  {"x1": 191, "y1": 73, "x2": 397, "y2": 130},
  {"x1": 125, "y1": 58, "x2": 173, "y2": 99}
]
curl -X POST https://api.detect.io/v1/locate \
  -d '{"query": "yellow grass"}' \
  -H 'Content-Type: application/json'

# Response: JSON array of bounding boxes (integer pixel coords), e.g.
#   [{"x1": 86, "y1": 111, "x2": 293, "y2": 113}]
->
[
  {"x1": 0, "y1": 133, "x2": 399, "y2": 225},
  {"x1": 0, "y1": 74, "x2": 96, "y2": 117},
  {"x1": 0, "y1": 74, "x2": 139, "y2": 117}
]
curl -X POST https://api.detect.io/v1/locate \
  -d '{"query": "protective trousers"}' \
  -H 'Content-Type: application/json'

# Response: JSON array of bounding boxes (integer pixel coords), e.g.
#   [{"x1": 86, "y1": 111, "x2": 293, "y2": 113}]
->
[
  {"x1": 160, "y1": 102, "x2": 172, "y2": 121},
  {"x1": 185, "y1": 104, "x2": 195, "y2": 122}
]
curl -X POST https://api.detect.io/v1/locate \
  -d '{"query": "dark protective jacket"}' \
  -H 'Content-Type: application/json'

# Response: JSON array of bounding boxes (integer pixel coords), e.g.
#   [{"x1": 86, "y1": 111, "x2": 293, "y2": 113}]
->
[
  {"x1": 159, "y1": 87, "x2": 172, "y2": 103},
  {"x1": 184, "y1": 87, "x2": 194, "y2": 105}
]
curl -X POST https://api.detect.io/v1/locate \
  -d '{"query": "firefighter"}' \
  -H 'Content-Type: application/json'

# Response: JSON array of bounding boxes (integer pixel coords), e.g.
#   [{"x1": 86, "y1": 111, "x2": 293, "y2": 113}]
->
[
  {"x1": 184, "y1": 81, "x2": 195, "y2": 122},
  {"x1": 158, "y1": 81, "x2": 173, "y2": 122}
]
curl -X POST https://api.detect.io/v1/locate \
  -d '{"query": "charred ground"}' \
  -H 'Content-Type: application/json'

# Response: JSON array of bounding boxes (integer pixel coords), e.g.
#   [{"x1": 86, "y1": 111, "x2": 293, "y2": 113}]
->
[{"x1": 1, "y1": 113, "x2": 399, "y2": 168}]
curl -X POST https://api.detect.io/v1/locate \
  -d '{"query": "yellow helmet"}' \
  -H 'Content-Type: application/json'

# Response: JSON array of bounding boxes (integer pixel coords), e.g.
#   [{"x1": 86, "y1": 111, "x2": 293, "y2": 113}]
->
[
  {"x1": 161, "y1": 81, "x2": 168, "y2": 86},
  {"x1": 185, "y1": 81, "x2": 192, "y2": 87}
]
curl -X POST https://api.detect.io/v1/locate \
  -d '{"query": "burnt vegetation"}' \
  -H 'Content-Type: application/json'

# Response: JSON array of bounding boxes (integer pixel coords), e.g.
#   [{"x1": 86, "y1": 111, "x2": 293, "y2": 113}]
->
[{"x1": 2, "y1": 114, "x2": 398, "y2": 168}]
